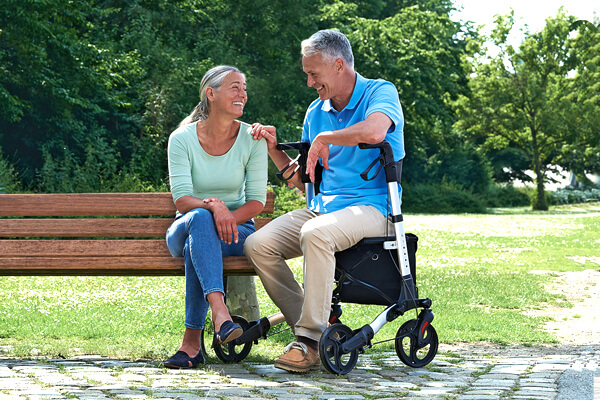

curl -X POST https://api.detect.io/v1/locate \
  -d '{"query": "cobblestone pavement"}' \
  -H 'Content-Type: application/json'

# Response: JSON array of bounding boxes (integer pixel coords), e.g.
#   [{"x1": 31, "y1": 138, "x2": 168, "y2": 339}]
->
[{"x1": 1, "y1": 344, "x2": 598, "y2": 400}]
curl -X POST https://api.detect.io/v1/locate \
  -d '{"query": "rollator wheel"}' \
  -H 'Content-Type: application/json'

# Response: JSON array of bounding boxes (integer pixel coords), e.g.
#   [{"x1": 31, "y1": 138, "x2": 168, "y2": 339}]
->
[
  {"x1": 395, "y1": 318, "x2": 438, "y2": 368},
  {"x1": 319, "y1": 323, "x2": 359, "y2": 375},
  {"x1": 204, "y1": 315, "x2": 253, "y2": 363}
]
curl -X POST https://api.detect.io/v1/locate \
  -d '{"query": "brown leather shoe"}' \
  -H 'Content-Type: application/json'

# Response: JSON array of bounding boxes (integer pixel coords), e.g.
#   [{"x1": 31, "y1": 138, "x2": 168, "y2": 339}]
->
[{"x1": 274, "y1": 342, "x2": 321, "y2": 373}]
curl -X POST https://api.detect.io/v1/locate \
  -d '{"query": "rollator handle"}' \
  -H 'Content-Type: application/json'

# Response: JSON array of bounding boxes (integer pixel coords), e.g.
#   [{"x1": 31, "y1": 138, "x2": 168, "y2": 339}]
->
[
  {"x1": 276, "y1": 142, "x2": 312, "y2": 183},
  {"x1": 358, "y1": 141, "x2": 402, "y2": 183}
]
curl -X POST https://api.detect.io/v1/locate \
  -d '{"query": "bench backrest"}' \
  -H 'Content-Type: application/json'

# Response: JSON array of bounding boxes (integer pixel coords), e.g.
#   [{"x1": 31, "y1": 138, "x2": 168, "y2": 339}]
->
[{"x1": 0, "y1": 192, "x2": 274, "y2": 276}]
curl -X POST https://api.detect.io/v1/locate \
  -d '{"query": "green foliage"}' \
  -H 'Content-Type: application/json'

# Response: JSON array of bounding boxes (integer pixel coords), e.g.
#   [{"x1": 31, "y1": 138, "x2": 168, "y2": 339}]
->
[
  {"x1": 454, "y1": 10, "x2": 600, "y2": 210},
  {"x1": 271, "y1": 185, "x2": 306, "y2": 218},
  {"x1": 38, "y1": 131, "x2": 166, "y2": 193},
  {"x1": 552, "y1": 187, "x2": 600, "y2": 205},
  {"x1": 403, "y1": 182, "x2": 487, "y2": 213},
  {"x1": 1, "y1": 0, "x2": 594, "y2": 215},
  {"x1": 483, "y1": 184, "x2": 531, "y2": 208},
  {"x1": 424, "y1": 143, "x2": 492, "y2": 195},
  {"x1": 0, "y1": 147, "x2": 20, "y2": 193}
]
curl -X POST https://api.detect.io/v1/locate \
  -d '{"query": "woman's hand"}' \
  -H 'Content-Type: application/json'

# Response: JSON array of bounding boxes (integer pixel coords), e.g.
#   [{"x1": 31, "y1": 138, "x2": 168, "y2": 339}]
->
[
  {"x1": 205, "y1": 198, "x2": 238, "y2": 244},
  {"x1": 251, "y1": 123, "x2": 278, "y2": 152}
]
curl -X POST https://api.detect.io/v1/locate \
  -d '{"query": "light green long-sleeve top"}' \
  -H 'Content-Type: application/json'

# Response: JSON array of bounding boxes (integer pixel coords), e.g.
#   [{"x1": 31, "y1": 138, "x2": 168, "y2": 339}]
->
[{"x1": 167, "y1": 121, "x2": 268, "y2": 211}]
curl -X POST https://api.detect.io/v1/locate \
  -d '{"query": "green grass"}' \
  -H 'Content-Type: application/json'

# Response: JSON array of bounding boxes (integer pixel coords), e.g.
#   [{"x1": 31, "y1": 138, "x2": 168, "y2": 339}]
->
[{"x1": 1, "y1": 202, "x2": 599, "y2": 360}]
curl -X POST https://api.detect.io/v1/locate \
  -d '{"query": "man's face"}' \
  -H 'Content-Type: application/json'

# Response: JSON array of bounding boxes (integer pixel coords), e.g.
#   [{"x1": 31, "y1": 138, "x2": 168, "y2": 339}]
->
[{"x1": 302, "y1": 53, "x2": 339, "y2": 101}]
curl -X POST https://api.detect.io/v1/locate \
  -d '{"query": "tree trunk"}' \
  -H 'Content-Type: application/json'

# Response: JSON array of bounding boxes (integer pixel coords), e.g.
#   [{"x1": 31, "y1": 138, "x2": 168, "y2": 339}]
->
[
  {"x1": 225, "y1": 276, "x2": 260, "y2": 321},
  {"x1": 532, "y1": 157, "x2": 548, "y2": 211}
]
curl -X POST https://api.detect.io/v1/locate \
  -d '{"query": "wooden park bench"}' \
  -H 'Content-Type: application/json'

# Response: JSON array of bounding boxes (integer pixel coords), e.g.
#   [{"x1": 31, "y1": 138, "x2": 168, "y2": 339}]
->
[{"x1": 0, "y1": 192, "x2": 274, "y2": 277}]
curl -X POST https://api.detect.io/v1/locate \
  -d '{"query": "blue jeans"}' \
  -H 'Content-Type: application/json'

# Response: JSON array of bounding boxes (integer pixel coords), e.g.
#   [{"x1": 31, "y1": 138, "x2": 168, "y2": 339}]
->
[{"x1": 165, "y1": 208, "x2": 255, "y2": 330}]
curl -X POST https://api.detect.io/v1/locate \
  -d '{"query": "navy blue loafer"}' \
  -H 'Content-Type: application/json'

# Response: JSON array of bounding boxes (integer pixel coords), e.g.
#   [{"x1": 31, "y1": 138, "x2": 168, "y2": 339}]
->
[
  {"x1": 163, "y1": 350, "x2": 205, "y2": 369},
  {"x1": 217, "y1": 320, "x2": 243, "y2": 344}
]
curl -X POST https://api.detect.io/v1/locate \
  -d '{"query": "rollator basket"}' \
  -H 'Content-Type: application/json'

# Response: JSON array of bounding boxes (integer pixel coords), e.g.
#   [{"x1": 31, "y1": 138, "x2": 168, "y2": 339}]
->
[{"x1": 334, "y1": 233, "x2": 418, "y2": 306}]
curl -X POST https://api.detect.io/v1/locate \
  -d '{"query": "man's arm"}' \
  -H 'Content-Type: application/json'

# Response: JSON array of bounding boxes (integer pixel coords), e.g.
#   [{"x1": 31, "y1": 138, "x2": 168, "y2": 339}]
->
[{"x1": 305, "y1": 112, "x2": 393, "y2": 182}]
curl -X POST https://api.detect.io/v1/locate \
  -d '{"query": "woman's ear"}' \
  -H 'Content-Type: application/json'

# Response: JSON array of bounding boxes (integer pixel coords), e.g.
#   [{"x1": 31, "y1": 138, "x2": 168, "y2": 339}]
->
[{"x1": 206, "y1": 87, "x2": 215, "y2": 101}]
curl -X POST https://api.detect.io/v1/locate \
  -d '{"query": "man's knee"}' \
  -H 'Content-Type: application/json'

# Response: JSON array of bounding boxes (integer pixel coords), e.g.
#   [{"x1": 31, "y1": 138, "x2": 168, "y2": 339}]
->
[
  {"x1": 299, "y1": 221, "x2": 335, "y2": 251},
  {"x1": 243, "y1": 230, "x2": 259, "y2": 258}
]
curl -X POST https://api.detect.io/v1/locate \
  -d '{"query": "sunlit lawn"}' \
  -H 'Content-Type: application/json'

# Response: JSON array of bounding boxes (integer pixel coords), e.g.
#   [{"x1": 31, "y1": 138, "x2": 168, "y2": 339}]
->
[{"x1": 1, "y1": 202, "x2": 599, "y2": 361}]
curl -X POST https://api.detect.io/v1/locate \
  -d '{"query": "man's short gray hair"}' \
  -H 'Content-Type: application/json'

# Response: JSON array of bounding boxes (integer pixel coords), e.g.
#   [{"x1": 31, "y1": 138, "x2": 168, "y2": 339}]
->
[{"x1": 301, "y1": 29, "x2": 354, "y2": 70}]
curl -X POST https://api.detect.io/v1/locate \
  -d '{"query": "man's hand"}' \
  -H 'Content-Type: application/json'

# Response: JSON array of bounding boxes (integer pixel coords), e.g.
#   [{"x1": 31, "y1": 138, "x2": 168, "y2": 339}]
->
[{"x1": 306, "y1": 133, "x2": 330, "y2": 182}]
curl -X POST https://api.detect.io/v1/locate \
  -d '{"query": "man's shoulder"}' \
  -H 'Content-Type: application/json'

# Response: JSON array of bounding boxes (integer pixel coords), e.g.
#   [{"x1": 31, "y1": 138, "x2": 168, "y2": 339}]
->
[
  {"x1": 361, "y1": 75, "x2": 396, "y2": 93},
  {"x1": 306, "y1": 97, "x2": 323, "y2": 112}
]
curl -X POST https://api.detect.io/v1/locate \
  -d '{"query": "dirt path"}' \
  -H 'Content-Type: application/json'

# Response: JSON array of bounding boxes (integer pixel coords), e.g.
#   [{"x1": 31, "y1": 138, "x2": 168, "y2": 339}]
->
[{"x1": 440, "y1": 268, "x2": 600, "y2": 358}]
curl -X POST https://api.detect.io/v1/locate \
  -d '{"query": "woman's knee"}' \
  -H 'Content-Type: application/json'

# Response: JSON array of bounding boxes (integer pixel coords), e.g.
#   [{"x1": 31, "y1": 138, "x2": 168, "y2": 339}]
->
[{"x1": 186, "y1": 208, "x2": 214, "y2": 226}]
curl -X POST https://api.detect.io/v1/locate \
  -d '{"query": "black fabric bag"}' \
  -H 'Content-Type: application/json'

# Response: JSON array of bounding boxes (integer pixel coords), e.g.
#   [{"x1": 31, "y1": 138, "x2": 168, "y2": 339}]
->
[{"x1": 334, "y1": 234, "x2": 418, "y2": 306}]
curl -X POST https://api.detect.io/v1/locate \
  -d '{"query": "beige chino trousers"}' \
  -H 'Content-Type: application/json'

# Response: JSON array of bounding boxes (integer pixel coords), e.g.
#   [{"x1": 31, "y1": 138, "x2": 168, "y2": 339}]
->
[{"x1": 243, "y1": 205, "x2": 390, "y2": 342}]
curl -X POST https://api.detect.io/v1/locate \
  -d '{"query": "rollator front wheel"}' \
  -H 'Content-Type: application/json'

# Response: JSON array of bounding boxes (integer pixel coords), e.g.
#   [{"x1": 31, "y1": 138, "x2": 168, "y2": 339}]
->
[
  {"x1": 319, "y1": 323, "x2": 359, "y2": 375},
  {"x1": 207, "y1": 315, "x2": 253, "y2": 363},
  {"x1": 395, "y1": 318, "x2": 438, "y2": 368}
]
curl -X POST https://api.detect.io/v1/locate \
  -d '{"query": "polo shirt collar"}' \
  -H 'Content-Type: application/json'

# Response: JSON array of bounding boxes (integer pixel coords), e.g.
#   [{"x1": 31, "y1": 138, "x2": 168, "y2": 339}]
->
[{"x1": 321, "y1": 72, "x2": 366, "y2": 113}]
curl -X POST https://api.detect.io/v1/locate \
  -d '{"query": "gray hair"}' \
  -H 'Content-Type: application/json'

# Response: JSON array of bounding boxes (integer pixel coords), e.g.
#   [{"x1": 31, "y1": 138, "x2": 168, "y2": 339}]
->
[
  {"x1": 301, "y1": 29, "x2": 354, "y2": 70},
  {"x1": 179, "y1": 65, "x2": 245, "y2": 126}
]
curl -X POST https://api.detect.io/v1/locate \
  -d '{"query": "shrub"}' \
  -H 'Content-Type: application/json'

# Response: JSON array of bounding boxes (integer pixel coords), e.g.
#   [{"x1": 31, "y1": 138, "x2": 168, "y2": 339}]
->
[
  {"x1": 0, "y1": 148, "x2": 20, "y2": 193},
  {"x1": 402, "y1": 181, "x2": 487, "y2": 213},
  {"x1": 37, "y1": 135, "x2": 165, "y2": 193},
  {"x1": 270, "y1": 184, "x2": 306, "y2": 218},
  {"x1": 552, "y1": 187, "x2": 600, "y2": 205},
  {"x1": 484, "y1": 184, "x2": 531, "y2": 207}
]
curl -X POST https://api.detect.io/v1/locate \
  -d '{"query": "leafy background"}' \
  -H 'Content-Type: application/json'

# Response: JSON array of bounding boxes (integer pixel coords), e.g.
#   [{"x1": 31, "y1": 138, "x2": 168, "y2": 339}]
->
[{"x1": 1, "y1": 0, "x2": 599, "y2": 211}]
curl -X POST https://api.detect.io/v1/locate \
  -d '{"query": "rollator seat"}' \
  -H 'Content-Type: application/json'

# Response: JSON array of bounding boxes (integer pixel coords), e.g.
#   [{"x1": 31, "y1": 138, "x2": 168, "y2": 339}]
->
[{"x1": 334, "y1": 233, "x2": 418, "y2": 306}]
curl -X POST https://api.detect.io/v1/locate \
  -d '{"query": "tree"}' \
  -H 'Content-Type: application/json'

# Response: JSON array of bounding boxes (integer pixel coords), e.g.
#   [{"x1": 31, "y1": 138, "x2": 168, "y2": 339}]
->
[{"x1": 454, "y1": 10, "x2": 600, "y2": 210}]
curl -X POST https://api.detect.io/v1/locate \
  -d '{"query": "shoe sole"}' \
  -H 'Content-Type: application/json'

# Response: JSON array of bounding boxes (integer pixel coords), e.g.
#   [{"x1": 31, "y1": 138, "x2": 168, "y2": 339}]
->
[
  {"x1": 219, "y1": 327, "x2": 243, "y2": 344},
  {"x1": 274, "y1": 359, "x2": 321, "y2": 373},
  {"x1": 163, "y1": 363, "x2": 191, "y2": 369}
]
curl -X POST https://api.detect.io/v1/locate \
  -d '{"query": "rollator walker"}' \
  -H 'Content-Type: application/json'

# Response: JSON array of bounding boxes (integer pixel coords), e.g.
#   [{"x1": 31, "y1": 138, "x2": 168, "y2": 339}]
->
[{"x1": 203, "y1": 140, "x2": 438, "y2": 375}]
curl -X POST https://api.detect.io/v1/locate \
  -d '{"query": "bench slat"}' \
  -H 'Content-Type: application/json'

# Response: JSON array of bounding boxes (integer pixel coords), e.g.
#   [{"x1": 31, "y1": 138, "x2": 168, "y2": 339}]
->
[
  {"x1": 0, "y1": 240, "x2": 172, "y2": 257},
  {"x1": 0, "y1": 193, "x2": 176, "y2": 216},
  {"x1": 0, "y1": 219, "x2": 174, "y2": 238},
  {"x1": 0, "y1": 256, "x2": 255, "y2": 276},
  {"x1": 0, "y1": 217, "x2": 272, "y2": 238},
  {"x1": 0, "y1": 192, "x2": 274, "y2": 217}
]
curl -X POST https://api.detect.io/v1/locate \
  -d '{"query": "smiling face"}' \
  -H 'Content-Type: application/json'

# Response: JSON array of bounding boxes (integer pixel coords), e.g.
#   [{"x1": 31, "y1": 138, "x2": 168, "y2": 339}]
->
[
  {"x1": 208, "y1": 71, "x2": 247, "y2": 118},
  {"x1": 303, "y1": 53, "x2": 343, "y2": 100}
]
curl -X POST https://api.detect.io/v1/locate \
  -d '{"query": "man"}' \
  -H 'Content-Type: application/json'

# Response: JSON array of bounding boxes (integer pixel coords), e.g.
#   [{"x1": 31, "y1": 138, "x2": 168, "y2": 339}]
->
[{"x1": 245, "y1": 29, "x2": 404, "y2": 373}]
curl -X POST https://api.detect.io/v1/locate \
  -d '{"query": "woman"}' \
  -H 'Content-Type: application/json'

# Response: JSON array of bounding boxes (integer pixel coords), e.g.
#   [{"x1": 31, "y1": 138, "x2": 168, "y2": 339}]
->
[{"x1": 164, "y1": 65, "x2": 267, "y2": 369}]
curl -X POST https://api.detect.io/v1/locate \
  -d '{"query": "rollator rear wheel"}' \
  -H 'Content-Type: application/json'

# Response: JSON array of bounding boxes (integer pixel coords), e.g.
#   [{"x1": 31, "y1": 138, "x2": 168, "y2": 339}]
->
[
  {"x1": 395, "y1": 318, "x2": 438, "y2": 368},
  {"x1": 319, "y1": 323, "x2": 359, "y2": 375},
  {"x1": 205, "y1": 315, "x2": 253, "y2": 363}
]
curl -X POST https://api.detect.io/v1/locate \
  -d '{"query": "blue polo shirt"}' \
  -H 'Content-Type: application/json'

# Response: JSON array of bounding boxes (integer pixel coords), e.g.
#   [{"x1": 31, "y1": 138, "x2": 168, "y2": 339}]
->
[{"x1": 301, "y1": 73, "x2": 404, "y2": 217}]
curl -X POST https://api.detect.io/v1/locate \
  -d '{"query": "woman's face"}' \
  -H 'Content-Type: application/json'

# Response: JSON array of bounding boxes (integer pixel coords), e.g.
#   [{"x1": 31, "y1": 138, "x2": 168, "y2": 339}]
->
[{"x1": 209, "y1": 72, "x2": 247, "y2": 118}]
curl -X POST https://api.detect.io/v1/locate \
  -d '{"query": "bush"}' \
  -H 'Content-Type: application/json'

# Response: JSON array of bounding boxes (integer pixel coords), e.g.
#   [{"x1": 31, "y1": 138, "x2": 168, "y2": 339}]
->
[
  {"x1": 38, "y1": 135, "x2": 166, "y2": 193},
  {"x1": 0, "y1": 148, "x2": 20, "y2": 193},
  {"x1": 270, "y1": 184, "x2": 306, "y2": 218},
  {"x1": 552, "y1": 187, "x2": 600, "y2": 205},
  {"x1": 484, "y1": 184, "x2": 531, "y2": 207},
  {"x1": 402, "y1": 181, "x2": 487, "y2": 213}
]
